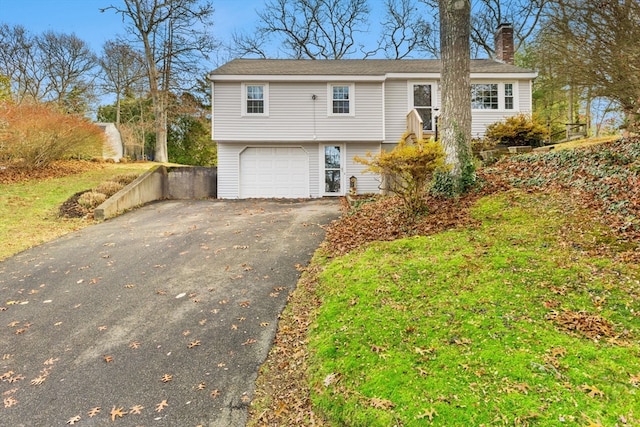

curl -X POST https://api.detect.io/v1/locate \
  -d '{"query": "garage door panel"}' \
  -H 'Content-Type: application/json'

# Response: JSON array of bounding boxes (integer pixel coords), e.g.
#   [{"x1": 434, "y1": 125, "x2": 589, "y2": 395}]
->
[{"x1": 240, "y1": 147, "x2": 309, "y2": 198}]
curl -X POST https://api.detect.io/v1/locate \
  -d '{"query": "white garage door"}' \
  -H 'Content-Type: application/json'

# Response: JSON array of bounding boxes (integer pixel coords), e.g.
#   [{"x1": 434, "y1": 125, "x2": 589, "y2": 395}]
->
[{"x1": 239, "y1": 147, "x2": 309, "y2": 198}]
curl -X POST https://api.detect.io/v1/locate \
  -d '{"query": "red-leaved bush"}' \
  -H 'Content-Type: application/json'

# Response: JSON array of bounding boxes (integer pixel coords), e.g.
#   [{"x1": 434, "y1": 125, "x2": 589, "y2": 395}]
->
[{"x1": 0, "y1": 102, "x2": 105, "y2": 168}]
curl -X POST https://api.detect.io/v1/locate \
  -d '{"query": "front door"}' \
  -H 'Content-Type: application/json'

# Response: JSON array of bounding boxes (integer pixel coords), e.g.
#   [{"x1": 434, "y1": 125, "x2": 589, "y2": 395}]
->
[
  {"x1": 412, "y1": 83, "x2": 434, "y2": 131},
  {"x1": 322, "y1": 145, "x2": 344, "y2": 195}
]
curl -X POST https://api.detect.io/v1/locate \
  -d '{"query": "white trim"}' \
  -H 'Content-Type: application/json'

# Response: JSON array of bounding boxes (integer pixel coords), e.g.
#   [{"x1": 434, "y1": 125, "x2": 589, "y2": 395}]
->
[
  {"x1": 327, "y1": 83, "x2": 355, "y2": 117},
  {"x1": 210, "y1": 72, "x2": 537, "y2": 82},
  {"x1": 211, "y1": 81, "x2": 215, "y2": 139},
  {"x1": 241, "y1": 82, "x2": 269, "y2": 116},
  {"x1": 214, "y1": 74, "x2": 385, "y2": 82},
  {"x1": 319, "y1": 144, "x2": 346, "y2": 196},
  {"x1": 407, "y1": 81, "x2": 438, "y2": 131}
]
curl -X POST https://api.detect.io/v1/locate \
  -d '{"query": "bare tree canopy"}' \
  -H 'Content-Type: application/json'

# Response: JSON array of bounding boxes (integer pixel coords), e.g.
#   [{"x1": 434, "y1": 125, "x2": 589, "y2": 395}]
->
[
  {"x1": 101, "y1": 0, "x2": 216, "y2": 162},
  {"x1": 235, "y1": 0, "x2": 371, "y2": 59},
  {"x1": 375, "y1": 0, "x2": 438, "y2": 58},
  {"x1": 470, "y1": 0, "x2": 547, "y2": 58},
  {"x1": 231, "y1": 0, "x2": 545, "y2": 60},
  {"x1": 539, "y1": 0, "x2": 640, "y2": 132},
  {"x1": 99, "y1": 40, "x2": 147, "y2": 125},
  {"x1": 0, "y1": 24, "x2": 97, "y2": 112}
]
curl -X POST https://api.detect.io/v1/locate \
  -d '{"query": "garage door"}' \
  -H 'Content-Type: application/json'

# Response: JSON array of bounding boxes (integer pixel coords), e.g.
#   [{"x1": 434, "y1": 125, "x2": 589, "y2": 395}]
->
[{"x1": 239, "y1": 147, "x2": 309, "y2": 198}]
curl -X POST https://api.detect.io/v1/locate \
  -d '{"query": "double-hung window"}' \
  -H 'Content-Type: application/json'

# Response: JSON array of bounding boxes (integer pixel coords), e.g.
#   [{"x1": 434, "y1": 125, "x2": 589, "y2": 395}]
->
[
  {"x1": 504, "y1": 83, "x2": 514, "y2": 110},
  {"x1": 471, "y1": 82, "x2": 516, "y2": 110},
  {"x1": 328, "y1": 84, "x2": 354, "y2": 116},
  {"x1": 471, "y1": 83, "x2": 499, "y2": 110},
  {"x1": 243, "y1": 83, "x2": 268, "y2": 116}
]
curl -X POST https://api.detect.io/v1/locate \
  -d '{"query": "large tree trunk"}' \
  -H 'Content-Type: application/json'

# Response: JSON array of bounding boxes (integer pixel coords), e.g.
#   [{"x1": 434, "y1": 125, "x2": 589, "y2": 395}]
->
[{"x1": 438, "y1": 0, "x2": 472, "y2": 180}]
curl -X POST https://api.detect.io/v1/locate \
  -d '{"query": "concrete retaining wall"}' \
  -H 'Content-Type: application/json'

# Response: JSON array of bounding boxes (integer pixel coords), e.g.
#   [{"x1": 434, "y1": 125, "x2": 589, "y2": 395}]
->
[{"x1": 94, "y1": 166, "x2": 217, "y2": 220}]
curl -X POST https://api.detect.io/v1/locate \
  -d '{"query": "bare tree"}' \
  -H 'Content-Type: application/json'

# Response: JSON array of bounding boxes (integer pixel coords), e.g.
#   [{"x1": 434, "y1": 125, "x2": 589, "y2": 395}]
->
[
  {"x1": 235, "y1": 0, "x2": 370, "y2": 59},
  {"x1": 0, "y1": 24, "x2": 47, "y2": 103},
  {"x1": 37, "y1": 31, "x2": 98, "y2": 112},
  {"x1": 375, "y1": 0, "x2": 438, "y2": 58},
  {"x1": 0, "y1": 25, "x2": 97, "y2": 112},
  {"x1": 101, "y1": 0, "x2": 216, "y2": 162},
  {"x1": 99, "y1": 40, "x2": 146, "y2": 126},
  {"x1": 470, "y1": 0, "x2": 547, "y2": 59},
  {"x1": 438, "y1": 0, "x2": 473, "y2": 191},
  {"x1": 540, "y1": 0, "x2": 640, "y2": 133}
]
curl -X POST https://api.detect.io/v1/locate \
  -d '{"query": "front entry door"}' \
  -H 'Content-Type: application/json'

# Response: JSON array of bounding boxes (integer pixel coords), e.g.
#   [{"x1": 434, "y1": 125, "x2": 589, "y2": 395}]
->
[
  {"x1": 323, "y1": 145, "x2": 344, "y2": 195},
  {"x1": 413, "y1": 83, "x2": 434, "y2": 132}
]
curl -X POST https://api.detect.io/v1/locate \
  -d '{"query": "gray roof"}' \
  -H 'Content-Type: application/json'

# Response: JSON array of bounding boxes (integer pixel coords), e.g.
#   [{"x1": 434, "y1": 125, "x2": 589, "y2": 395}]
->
[{"x1": 209, "y1": 58, "x2": 535, "y2": 77}]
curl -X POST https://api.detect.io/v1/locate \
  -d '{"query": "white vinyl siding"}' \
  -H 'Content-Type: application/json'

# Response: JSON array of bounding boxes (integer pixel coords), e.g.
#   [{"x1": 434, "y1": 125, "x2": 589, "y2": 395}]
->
[
  {"x1": 470, "y1": 80, "x2": 531, "y2": 137},
  {"x1": 345, "y1": 143, "x2": 383, "y2": 194},
  {"x1": 213, "y1": 82, "x2": 383, "y2": 142},
  {"x1": 384, "y1": 80, "x2": 409, "y2": 144}
]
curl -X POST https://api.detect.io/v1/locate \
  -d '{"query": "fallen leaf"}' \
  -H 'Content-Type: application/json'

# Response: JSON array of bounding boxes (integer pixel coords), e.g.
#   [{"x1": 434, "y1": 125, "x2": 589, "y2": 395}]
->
[
  {"x1": 110, "y1": 406, "x2": 127, "y2": 421},
  {"x1": 580, "y1": 383, "x2": 605, "y2": 398},
  {"x1": 161, "y1": 373, "x2": 173, "y2": 383},
  {"x1": 87, "y1": 407, "x2": 101, "y2": 417},
  {"x1": 197, "y1": 382, "x2": 206, "y2": 390},
  {"x1": 30, "y1": 375, "x2": 47, "y2": 386},
  {"x1": 242, "y1": 338, "x2": 257, "y2": 346},
  {"x1": 129, "y1": 341, "x2": 140, "y2": 349},
  {"x1": 103, "y1": 355, "x2": 113, "y2": 363},
  {"x1": 239, "y1": 300, "x2": 251, "y2": 308},
  {"x1": 129, "y1": 404, "x2": 144, "y2": 414},
  {"x1": 188, "y1": 340, "x2": 201, "y2": 349},
  {"x1": 210, "y1": 389, "x2": 220, "y2": 399},
  {"x1": 4, "y1": 396, "x2": 18, "y2": 408},
  {"x1": 416, "y1": 407, "x2": 438, "y2": 421},
  {"x1": 155, "y1": 400, "x2": 168, "y2": 412},
  {"x1": 370, "y1": 397, "x2": 395, "y2": 409},
  {"x1": 66, "y1": 415, "x2": 81, "y2": 425},
  {"x1": 43, "y1": 357, "x2": 59, "y2": 365},
  {"x1": 97, "y1": 325, "x2": 107, "y2": 331}
]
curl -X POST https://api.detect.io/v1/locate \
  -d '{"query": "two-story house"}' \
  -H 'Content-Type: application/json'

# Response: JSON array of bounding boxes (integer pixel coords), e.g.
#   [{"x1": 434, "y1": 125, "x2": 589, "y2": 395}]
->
[{"x1": 209, "y1": 24, "x2": 537, "y2": 199}]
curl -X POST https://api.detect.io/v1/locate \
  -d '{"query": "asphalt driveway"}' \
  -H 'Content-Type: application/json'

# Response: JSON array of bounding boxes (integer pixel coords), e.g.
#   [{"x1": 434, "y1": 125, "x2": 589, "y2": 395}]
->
[{"x1": 0, "y1": 198, "x2": 340, "y2": 426}]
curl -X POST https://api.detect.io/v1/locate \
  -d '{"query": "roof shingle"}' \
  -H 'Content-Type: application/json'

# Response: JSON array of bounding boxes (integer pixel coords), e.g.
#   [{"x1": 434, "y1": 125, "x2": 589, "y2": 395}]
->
[{"x1": 209, "y1": 58, "x2": 534, "y2": 77}]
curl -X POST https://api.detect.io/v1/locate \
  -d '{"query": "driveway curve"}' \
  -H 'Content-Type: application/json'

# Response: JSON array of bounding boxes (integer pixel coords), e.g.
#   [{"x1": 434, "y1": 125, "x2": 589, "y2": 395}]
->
[{"x1": 0, "y1": 198, "x2": 340, "y2": 426}]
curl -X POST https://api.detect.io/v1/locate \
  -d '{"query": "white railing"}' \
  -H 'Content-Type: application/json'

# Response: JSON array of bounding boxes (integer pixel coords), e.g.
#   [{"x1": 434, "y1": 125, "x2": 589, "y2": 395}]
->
[{"x1": 406, "y1": 109, "x2": 423, "y2": 142}]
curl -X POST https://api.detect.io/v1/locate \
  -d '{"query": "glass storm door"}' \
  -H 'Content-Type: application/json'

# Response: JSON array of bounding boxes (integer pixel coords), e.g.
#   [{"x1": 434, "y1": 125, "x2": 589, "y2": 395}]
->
[
  {"x1": 323, "y1": 145, "x2": 343, "y2": 195},
  {"x1": 413, "y1": 84, "x2": 434, "y2": 131}
]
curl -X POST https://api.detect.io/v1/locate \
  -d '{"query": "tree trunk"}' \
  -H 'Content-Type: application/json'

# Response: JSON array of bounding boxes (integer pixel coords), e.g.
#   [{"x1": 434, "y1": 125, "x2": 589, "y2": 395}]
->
[{"x1": 438, "y1": 0, "x2": 472, "y2": 180}]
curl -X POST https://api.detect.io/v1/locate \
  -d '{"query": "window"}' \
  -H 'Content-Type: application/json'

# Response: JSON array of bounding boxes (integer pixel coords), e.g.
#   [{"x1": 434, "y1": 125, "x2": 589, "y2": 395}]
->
[
  {"x1": 504, "y1": 83, "x2": 514, "y2": 110},
  {"x1": 471, "y1": 84, "x2": 499, "y2": 110},
  {"x1": 242, "y1": 83, "x2": 268, "y2": 116},
  {"x1": 328, "y1": 84, "x2": 354, "y2": 115},
  {"x1": 412, "y1": 84, "x2": 434, "y2": 131},
  {"x1": 471, "y1": 82, "x2": 517, "y2": 110}
]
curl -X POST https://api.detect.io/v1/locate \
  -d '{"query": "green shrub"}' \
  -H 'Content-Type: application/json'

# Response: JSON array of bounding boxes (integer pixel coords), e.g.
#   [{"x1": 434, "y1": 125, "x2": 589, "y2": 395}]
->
[
  {"x1": 94, "y1": 181, "x2": 124, "y2": 197},
  {"x1": 355, "y1": 134, "x2": 448, "y2": 215},
  {"x1": 77, "y1": 191, "x2": 107, "y2": 209},
  {"x1": 485, "y1": 113, "x2": 548, "y2": 147},
  {"x1": 0, "y1": 102, "x2": 105, "y2": 168}
]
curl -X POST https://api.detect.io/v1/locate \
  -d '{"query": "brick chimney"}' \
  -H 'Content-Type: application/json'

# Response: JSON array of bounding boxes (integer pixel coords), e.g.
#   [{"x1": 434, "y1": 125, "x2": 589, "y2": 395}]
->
[{"x1": 495, "y1": 23, "x2": 514, "y2": 64}]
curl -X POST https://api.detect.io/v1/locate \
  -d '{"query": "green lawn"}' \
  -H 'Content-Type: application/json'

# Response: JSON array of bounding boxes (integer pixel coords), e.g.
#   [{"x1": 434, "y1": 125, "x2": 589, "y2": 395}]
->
[
  {"x1": 308, "y1": 190, "x2": 639, "y2": 426},
  {"x1": 0, "y1": 163, "x2": 152, "y2": 261}
]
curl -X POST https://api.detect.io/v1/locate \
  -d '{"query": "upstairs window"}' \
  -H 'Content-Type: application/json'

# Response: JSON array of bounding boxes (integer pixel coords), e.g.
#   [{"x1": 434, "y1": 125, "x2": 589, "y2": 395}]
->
[
  {"x1": 243, "y1": 83, "x2": 268, "y2": 116},
  {"x1": 471, "y1": 83, "x2": 499, "y2": 110},
  {"x1": 328, "y1": 84, "x2": 354, "y2": 116}
]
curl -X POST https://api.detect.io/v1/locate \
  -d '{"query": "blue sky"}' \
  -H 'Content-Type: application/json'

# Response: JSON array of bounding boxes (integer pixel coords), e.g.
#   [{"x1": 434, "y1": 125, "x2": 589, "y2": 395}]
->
[{"x1": 0, "y1": 0, "x2": 268, "y2": 65}]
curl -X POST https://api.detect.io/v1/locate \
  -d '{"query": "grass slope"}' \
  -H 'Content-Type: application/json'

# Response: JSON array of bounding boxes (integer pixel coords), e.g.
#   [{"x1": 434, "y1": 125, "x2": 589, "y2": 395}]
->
[
  {"x1": 309, "y1": 191, "x2": 639, "y2": 426},
  {"x1": 0, "y1": 162, "x2": 152, "y2": 260}
]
